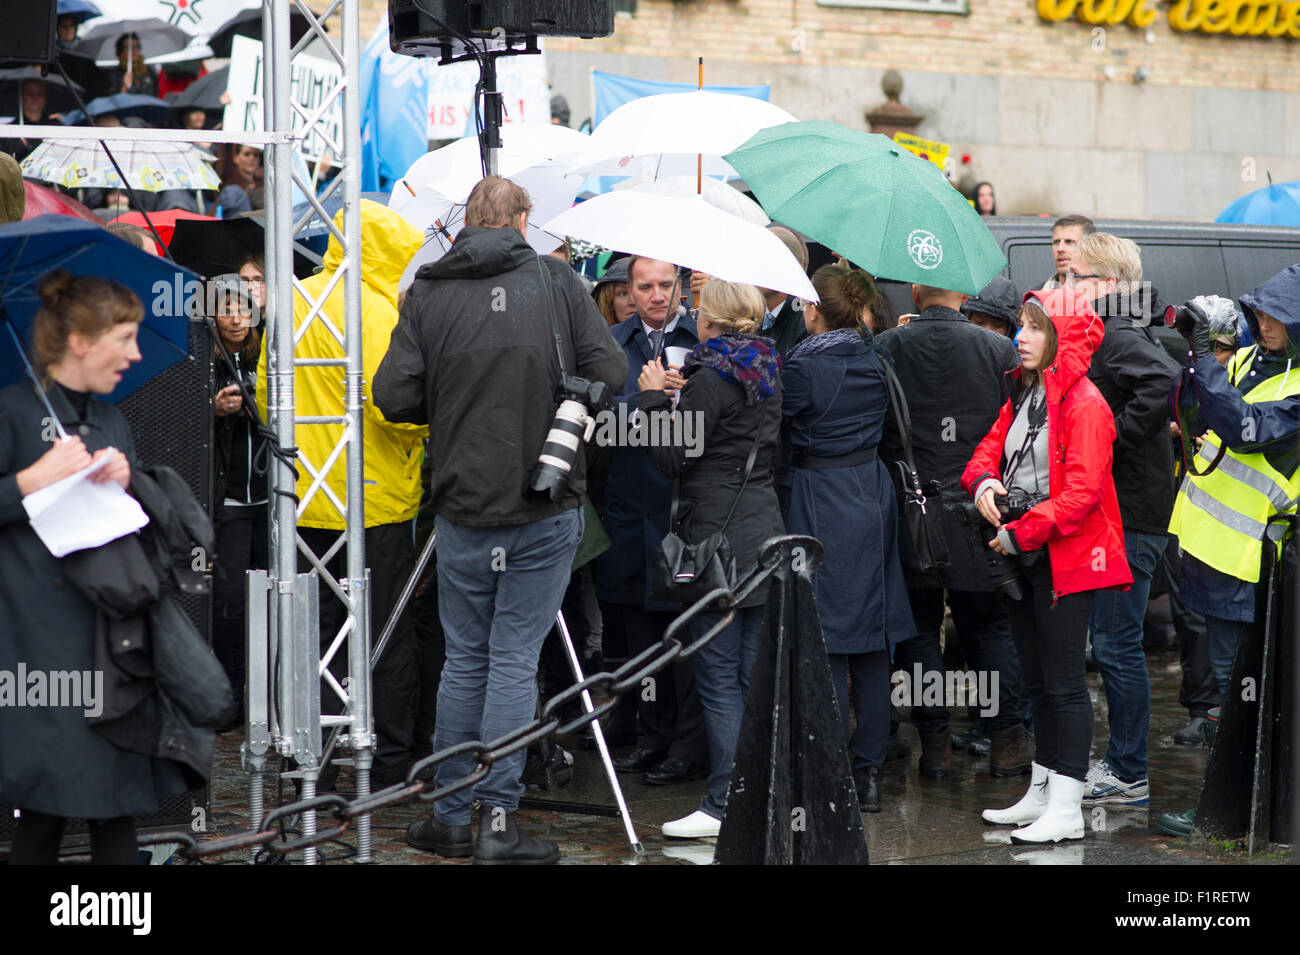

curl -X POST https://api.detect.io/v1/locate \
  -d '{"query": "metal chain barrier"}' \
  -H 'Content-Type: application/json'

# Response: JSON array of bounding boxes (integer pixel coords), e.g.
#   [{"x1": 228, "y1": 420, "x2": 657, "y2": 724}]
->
[{"x1": 140, "y1": 537, "x2": 805, "y2": 863}]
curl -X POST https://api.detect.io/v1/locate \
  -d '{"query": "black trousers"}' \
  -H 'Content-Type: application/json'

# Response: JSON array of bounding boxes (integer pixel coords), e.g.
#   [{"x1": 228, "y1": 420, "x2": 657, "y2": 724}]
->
[
  {"x1": 907, "y1": 586, "x2": 1028, "y2": 731},
  {"x1": 1006, "y1": 560, "x2": 1095, "y2": 781},
  {"x1": 1153, "y1": 541, "x2": 1218, "y2": 717},
  {"x1": 212, "y1": 503, "x2": 269, "y2": 704},
  {"x1": 599, "y1": 601, "x2": 707, "y2": 765},
  {"x1": 9, "y1": 810, "x2": 137, "y2": 865},
  {"x1": 300, "y1": 522, "x2": 418, "y2": 784},
  {"x1": 828, "y1": 650, "x2": 891, "y2": 769}
]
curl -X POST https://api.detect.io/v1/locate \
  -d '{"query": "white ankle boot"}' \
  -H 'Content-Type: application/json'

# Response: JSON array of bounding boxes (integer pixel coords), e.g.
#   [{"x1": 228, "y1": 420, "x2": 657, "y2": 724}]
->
[
  {"x1": 1010, "y1": 770, "x2": 1085, "y2": 844},
  {"x1": 982, "y1": 762, "x2": 1049, "y2": 826}
]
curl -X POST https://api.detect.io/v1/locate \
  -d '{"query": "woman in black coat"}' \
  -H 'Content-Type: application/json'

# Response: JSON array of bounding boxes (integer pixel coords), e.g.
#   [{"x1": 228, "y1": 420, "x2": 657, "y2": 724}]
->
[
  {"x1": 637, "y1": 278, "x2": 784, "y2": 839},
  {"x1": 781, "y1": 264, "x2": 915, "y2": 812},
  {"x1": 0, "y1": 271, "x2": 186, "y2": 864}
]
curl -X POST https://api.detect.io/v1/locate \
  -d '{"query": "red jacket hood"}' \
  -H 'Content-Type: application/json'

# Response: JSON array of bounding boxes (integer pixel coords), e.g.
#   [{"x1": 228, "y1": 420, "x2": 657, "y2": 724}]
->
[{"x1": 1019, "y1": 288, "x2": 1105, "y2": 397}]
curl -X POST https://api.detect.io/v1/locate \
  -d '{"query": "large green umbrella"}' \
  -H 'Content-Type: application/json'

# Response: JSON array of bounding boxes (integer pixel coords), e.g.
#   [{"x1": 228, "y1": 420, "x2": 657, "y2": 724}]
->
[{"x1": 725, "y1": 121, "x2": 1006, "y2": 295}]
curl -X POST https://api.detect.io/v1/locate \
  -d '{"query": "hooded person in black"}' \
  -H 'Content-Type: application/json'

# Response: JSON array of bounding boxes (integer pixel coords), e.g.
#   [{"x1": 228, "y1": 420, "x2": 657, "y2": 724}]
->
[{"x1": 962, "y1": 275, "x2": 1019, "y2": 339}]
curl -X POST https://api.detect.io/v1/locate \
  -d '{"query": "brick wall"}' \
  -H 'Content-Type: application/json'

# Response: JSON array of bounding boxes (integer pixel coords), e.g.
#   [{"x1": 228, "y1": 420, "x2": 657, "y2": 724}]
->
[{"x1": 358, "y1": 0, "x2": 1298, "y2": 91}]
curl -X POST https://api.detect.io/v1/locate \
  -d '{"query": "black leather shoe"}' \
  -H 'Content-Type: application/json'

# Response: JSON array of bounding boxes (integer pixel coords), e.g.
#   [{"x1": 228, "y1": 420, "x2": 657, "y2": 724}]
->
[
  {"x1": 643, "y1": 755, "x2": 707, "y2": 786},
  {"x1": 613, "y1": 746, "x2": 668, "y2": 773},
  {"x1": 473, "y1": 806, "x2": 560, "y2": 865},
  {"x1": 406, "y1": 815, "x2": 473, "y2": 857},
  {"x1": 853, "y1": 766, "x2": 881, "y2": 813}
]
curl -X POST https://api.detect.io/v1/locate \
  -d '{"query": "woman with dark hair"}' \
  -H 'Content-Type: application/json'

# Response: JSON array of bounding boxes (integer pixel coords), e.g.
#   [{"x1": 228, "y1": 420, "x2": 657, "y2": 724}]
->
[
  {"x1": 780, "y1": 264, "x2": 914, "y2": 812},
  {"x1": 106, "y1": 33, "x2": 159, "y2": 97},
  {"x1": 974, "y1": 181, "x2": 997, "y2": 217},
  {"x1": 0, "y1": 271, "x2": 188, "y2": 864},
  {"x1": 963, "y1": 289, "x2": 1131, "y2": 843},
  {"x1": 637, "y1": 278, "x2": 784, "y2": 840},
  {"x1": 591, "y1": 258, "x2": 635, "y2": 327},
  {"x1": 210, "y1": 267, "x2": 269, "y2": 726}
]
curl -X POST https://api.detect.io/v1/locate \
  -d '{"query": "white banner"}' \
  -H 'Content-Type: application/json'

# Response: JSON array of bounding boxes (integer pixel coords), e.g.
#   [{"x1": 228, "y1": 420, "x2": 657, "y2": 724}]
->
[
  {"x1": 80, "y1": 0, "x2": 260, "y2": 35},
  {"x1": 222, "y1": 35, "x2": 341, "y2": 161},
  {"x1": 426, "y1": 50, "x2": 550, "y2": 139}
]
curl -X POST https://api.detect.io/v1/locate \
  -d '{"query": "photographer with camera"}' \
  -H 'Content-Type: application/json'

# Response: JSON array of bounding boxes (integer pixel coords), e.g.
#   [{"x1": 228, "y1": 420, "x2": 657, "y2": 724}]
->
[
  {"x1": 374, "y1": 176, "x2": 625, "y2": 864},
  {"x1": 964, "y1": 289, "x2": 1132, "y2": 844},
  {"x1": 1066, "y1": 233, "x2": 1180, "y2": 807},
  {"x1": 1166, "y1": 267, "x2": 1300, "y2": 706}
]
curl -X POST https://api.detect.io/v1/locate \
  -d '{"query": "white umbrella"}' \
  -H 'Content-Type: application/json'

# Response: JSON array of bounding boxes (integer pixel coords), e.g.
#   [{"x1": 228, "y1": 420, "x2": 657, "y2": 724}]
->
[
  {"x1": 74, "y1": 17, "x2": 192, "y2": 66},
  {"x1": 566, "y1": 91, "x2": 798, "y2": 179},
  {"x1": 616, "y1": 175, "x2": 769, "y2": 226},
  {"x1": 541, "y1": 191, "x2": 817, "y2": 302},
  {"x1": 21, "y1": 139, "x2": 221, "y2": 192},
  {"x1": 392, "y1": 126, "x2": 590, "y2": 286}
]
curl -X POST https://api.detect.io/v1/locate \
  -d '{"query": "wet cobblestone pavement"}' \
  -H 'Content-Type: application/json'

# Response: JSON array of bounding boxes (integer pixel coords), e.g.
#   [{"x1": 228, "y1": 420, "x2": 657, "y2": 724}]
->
[{"x1": 203, "y1": 644, "x2": 1294, "y2": 865}]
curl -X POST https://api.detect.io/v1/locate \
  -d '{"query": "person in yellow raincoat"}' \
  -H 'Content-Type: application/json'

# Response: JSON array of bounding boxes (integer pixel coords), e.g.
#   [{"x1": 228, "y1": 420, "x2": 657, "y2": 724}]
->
[{"x1": 257, "y1": 199, "x2": 428, "y2": 787}]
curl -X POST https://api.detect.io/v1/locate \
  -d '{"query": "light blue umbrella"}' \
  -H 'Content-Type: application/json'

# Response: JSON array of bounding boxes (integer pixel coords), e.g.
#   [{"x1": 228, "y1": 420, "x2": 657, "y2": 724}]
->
[
  {"x1": 57, "y1": 0, "x2": 102, "y2": 23},
  {"x1": 1215, "y1": 177, "x2": 1300, "y2": 227}
]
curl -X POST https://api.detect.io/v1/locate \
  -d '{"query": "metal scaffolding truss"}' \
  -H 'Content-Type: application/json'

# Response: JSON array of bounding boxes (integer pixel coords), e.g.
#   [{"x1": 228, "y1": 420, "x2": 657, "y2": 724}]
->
[{"x1": 242, "y1": 0, "x2": 369, "y2": 865}]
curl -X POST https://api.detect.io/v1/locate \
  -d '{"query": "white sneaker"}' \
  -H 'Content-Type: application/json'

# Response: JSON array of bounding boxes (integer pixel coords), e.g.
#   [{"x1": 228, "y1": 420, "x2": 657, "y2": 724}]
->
[
  {"x1": 1010, "y1": 771, "x2": 1086, "y2": 844},
  {"x1": 662, "y1": 810, "x2": 721, "y2": 839},
  {"x1": 1082, "y1": 763, "x2": 1149, "y2": 805},
  {"x1": 982, "y1": 762, "x2": 1049, "y2": 826}
]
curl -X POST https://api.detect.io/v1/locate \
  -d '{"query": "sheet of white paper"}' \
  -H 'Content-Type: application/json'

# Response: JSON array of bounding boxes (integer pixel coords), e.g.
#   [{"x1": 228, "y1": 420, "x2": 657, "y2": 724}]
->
[
  {"x1": 22, "y1": 450, "x2": 149, "y2": 558},
  {"x1": 664, "y1": 346, "x2": 690, "y2": 369}
]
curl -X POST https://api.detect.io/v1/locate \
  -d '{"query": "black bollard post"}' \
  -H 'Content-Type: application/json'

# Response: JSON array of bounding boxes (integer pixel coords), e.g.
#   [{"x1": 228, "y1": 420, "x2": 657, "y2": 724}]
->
[
  {"x1": 714, "y1": 537, "x2": 869, "y2": 865},
  {"x1": 1196, "y1": 519, "x2": 1295, "y2": 848}
]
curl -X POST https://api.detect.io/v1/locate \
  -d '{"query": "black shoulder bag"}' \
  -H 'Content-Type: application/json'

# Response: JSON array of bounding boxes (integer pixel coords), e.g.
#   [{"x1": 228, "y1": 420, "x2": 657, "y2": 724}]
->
[
  {"x1": 879, "y1": 347, "x2": 951, "y2": 575},
  {"x1": 651, "y1": 431, "x2": 761, "y2": 604}
]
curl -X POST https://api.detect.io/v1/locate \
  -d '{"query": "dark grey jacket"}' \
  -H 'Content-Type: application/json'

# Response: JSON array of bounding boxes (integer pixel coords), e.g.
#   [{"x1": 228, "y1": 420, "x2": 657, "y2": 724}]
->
[
  {"x1": 0, "y1": 382, "x2": 189, "y2": 817},
  {"x1": 1088, "y1": 286, "x2": 1181, "y2": 535},
  {"x1": 374, "y1": 226, "x2": 627, "y2": 527},
  {"x1": 637, "y1": 366, "x2": 785, "y2": 609}
]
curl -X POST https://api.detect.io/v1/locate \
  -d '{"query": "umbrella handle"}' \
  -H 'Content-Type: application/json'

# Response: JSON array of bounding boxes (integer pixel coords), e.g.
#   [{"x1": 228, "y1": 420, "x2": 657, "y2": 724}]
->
[{"x1": 1, "y1": 309, "x2": 69, "y2": 442}]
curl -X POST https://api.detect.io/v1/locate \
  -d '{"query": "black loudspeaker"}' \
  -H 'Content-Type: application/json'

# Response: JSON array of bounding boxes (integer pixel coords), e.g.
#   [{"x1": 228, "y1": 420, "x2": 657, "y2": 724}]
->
[
  {"x1": 0, "y1": 323, "x2": 214, "y2": 857},
  {"x1": 0, "y1": 1, "x2": 57, "y2": 65},
  {"x1": 390, "y1": 0, "x2": 614, "y2": 56}
]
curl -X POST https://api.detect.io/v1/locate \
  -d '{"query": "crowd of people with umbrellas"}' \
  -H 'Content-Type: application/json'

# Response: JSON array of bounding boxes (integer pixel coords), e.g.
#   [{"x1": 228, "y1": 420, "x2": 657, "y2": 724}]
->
[{"x1": 0, "y1": 55, "x2": 1296, "y2": 863}]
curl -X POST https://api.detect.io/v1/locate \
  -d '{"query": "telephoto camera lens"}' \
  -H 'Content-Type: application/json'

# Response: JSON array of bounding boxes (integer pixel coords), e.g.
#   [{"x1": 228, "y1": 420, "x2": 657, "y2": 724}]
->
[{"x1": 529, "y1": 399, "x2": 596, "y2": 500}]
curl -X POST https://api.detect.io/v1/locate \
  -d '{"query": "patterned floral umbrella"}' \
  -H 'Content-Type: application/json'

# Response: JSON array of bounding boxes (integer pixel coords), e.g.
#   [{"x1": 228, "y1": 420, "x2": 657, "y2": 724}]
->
[{"x1": 20, "y1": 138, "x2": 221, "y2": 192}]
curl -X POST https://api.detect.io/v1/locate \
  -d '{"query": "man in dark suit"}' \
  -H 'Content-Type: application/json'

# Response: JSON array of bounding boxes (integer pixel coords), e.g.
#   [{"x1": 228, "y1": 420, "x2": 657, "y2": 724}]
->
[
  {"x1": 597, "y1": 256, "x2": 708, "y2": 784},
  {"x1": 759, "y1": 226, "x2": 811, "y2": 357}
]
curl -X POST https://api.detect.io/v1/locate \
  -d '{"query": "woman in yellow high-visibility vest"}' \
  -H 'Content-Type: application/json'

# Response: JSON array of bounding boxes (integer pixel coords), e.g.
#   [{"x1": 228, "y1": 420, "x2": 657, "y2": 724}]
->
[{"x1": 1168, "y1": 264, "x2": 1300, "y2": 705}]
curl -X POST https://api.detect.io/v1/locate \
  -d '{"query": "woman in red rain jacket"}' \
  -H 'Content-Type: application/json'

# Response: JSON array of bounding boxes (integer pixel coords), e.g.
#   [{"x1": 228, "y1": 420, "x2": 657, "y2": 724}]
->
[{"x1": 961, "y1": 288, "x2": 1131, "y2": 845}]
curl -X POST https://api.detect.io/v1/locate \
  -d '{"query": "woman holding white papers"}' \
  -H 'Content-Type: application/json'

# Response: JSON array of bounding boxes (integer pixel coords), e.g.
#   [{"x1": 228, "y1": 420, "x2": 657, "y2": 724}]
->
[{"x1": 0, "y1": 270, "x2": 184, "y2": 864}]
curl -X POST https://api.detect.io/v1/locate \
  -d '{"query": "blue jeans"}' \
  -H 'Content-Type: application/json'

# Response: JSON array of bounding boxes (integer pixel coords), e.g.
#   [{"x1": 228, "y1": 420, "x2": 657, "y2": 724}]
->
[
  {"x1": 1206, "y1": 615, "x2": 1251, "y2": 705},
  {"x1": 691, "y1": 606, "x2": 765, "y2": 820},
  {"x1": 431, "y1": 508, "x2": 583, "y2": 825},
  {"x1": 1089, "y1": 529, "x2": 1165, "y2": 782}
]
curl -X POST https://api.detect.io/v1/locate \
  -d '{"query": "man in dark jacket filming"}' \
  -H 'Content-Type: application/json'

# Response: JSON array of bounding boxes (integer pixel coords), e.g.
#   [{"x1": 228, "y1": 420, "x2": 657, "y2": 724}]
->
[
  {"x1": 374, "y1": 176, "x2": 626, "y2": 864},
  {"x1": 1067, "y1": 232, "x2": 1180, "y2": 807}
]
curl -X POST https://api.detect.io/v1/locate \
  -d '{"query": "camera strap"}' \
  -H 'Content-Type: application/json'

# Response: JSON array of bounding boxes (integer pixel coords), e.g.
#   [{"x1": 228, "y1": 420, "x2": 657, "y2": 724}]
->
[{"x1": 536, "y1": 256, "x2": 572, "y2": 385}]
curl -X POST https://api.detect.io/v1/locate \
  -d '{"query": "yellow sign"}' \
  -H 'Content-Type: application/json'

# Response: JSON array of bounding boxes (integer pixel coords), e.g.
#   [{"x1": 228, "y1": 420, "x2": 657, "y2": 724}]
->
[
  {"x1": 1038, "y1": 0, "x2": 1300, "y2": 36},
  {"x1": 893, "y1": 133, "x2": 950, "y2": 172}
]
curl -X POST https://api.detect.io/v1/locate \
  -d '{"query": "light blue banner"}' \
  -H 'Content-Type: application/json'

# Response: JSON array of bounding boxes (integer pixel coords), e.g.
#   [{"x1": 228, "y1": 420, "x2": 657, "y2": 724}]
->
[{"x1": 360, "y1": 17, "x2": 430, "y2": 192}]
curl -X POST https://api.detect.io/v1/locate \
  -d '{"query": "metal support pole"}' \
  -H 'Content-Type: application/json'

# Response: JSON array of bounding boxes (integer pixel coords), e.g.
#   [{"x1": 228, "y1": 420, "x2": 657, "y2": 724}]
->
[
  {"x1": 480, "y1": 54, "x2": 502, "y2": 176},
  {"x1": 555, "y1": 612, "x2": 644, "y2": 855}
]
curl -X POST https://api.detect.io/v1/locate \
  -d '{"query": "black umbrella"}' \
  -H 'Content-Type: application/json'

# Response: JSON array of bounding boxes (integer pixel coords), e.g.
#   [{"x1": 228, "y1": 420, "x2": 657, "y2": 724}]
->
[
  {"x1": 55, "y1": 49, "x2": 112, "y2": 101},
  {"x1": 0, "y1": 67, "x2": 85, "y2": 118},
  {"x1": 206, "y1": 9, "x2": 320, "y2": 59},
  {"x1": 169, "y1": 214, "x2": 322, "y2": 281},
  {"x1": 167, "y1": 66, "x2": 228, "y2": 114}
]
